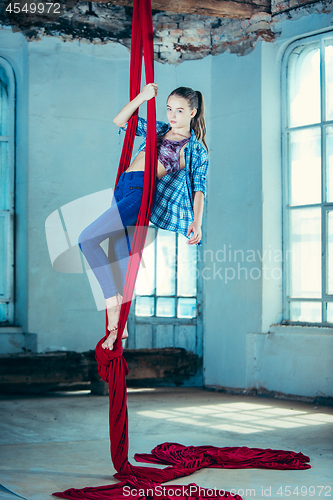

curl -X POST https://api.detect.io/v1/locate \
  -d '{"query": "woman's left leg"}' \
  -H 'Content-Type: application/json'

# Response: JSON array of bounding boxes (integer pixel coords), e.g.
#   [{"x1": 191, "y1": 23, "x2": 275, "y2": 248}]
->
[
  {"x1": 102, "y1": 173, "x2": 145, "y2": 349},
  {"x1": 78, "y1": 171, "x2": 145, "y2": 349}
]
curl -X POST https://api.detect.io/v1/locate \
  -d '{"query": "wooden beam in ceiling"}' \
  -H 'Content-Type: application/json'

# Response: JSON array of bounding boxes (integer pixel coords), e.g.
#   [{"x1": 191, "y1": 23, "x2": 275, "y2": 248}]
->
[{"x1": 89, "y1": 0, "x2": 271, "y2": 19}]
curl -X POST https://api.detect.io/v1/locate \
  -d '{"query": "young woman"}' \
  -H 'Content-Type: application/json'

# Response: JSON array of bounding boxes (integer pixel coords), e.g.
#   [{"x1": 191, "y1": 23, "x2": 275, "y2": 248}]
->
[{"x1": 78, "y1": 84, "x2": 209, "y2": 350}]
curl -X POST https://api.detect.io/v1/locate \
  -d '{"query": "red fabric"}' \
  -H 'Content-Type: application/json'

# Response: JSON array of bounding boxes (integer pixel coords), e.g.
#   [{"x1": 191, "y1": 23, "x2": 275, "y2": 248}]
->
[
  {"x1": 134, "y1": 442, "x2": 311, "y2": 471},
  {"x1": 53, "y1": 0, "x2": 310, "y2": 498}
]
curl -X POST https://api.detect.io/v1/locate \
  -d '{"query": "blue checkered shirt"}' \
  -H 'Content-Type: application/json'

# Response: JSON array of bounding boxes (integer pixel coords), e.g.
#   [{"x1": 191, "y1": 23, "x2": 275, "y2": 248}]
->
[{"x1": 118, "y1": 117, "x2": 208, "y2": 244}]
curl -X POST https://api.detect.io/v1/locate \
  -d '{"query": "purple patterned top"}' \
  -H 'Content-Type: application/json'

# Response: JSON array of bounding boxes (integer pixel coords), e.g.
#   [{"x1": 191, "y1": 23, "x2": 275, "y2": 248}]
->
[{"x1": 143, "y1": 135, "x2": 191, "y2": 174}]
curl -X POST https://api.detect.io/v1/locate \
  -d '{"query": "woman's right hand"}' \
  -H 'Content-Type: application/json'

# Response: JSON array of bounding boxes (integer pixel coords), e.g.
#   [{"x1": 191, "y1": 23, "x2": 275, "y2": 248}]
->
[
  {"x1": 140, "y1": 83, "x2": 158, "y2": 102},
  {"x1": 113, "y1": 83, "x2": 158, "y2": 127}
]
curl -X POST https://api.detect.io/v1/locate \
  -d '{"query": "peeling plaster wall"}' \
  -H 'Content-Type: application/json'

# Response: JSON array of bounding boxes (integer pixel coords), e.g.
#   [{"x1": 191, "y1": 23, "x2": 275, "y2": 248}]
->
[{"x1": 2, "y1": 1, "x2": 333, "y2": 63}]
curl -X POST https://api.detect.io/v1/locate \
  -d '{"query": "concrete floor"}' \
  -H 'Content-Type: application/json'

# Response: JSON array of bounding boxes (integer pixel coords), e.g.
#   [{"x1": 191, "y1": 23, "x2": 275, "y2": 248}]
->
[{"x1": 0, "y1": 388, "x2": 332, "y2": 500}]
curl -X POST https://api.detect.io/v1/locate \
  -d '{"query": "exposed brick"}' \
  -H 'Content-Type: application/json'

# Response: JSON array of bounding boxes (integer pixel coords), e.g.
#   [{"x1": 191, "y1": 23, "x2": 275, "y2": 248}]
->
[
  {"x1": 241, "y1": 19, "x2": 251, "y2": 29},
  {"x1": 257, "y1": 29, "x2": 275, "y2": 41},
  {"x1": 160, "y1": 35, "x2": 180, "y2": 44},
  {"x1": 161, "y1": 23, "x2": 178, "y2": 29},
  {"x1": 181, "y1": 27, "x2": 199, "y2": 37},
  {"x1": 159, "y1": 40, "x2": 177, "y2": 51},
  {"x1": 179, "y1": 36, "x2": 197, "y2": 44},
  {"x1": 169, "y1": 29, "x2": 183, "y2": 36},
  {"x1": 222, "y1": 21, "x2": 242, "y2": 34},
  {"x1": 153, "y1": 14, "x2": 184, "y2": 23},
  {"x1": 180, "y1": 48, "x2": 210, "y2": 61},
  {"x1": 245, "y1": 21, "x2": 272, "y2": 33},
  {"x1": 180, "y1": 20, "x2": 209, "y2": 29},
  {"x1": 5, "y1": 0, "x2": 312, "y2": 66},
  {"x1": 212, "y1": 34, "x2": 225, "y2": 43},
  {"x1": 155, "y1": 29, "x2": 169, "y2": 37},
  {"x1": 211, "y1": 27, "x2": 224, "y2": 36},
  {"x1": 227, "y1": 29, "x2": 244, "y2": 39},
  {"x1": 249, "y1": 12, "x2": 272, "y2": 23}
]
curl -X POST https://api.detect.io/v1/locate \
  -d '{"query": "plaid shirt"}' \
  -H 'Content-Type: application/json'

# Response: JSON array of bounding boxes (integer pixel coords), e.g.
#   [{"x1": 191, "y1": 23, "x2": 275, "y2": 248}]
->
[{"x1": 118, "y1": 117, "x2": 208, "y2": 244}]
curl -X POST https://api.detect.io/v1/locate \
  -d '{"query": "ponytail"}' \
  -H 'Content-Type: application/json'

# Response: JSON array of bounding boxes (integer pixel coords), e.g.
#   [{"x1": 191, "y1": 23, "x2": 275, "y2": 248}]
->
[
  {"x1": 191, "y1": 91, "x2": 208, "y2": 153},
  {"x1": 168, "y1": 87, "x2": 208, "y2": 153}
]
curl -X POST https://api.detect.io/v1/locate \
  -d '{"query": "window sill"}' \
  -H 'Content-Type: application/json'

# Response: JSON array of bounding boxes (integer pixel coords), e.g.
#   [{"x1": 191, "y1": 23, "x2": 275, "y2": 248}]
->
[
  {"x1": 0, "y1": 326, "x2": 23, "y2": 334},
  {"x1": 269, "y1": 323, "x2": 333, "y2": 335}
]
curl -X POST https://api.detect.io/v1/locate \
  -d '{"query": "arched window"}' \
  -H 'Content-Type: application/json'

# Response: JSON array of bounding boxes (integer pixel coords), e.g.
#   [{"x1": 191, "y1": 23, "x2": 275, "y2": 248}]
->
[
  {"x1": 0, "y1": 58, "x2": 15, "y2": 324},
  {"x1": 283, "y1": 32, "x2": 333, "y2": 324}
]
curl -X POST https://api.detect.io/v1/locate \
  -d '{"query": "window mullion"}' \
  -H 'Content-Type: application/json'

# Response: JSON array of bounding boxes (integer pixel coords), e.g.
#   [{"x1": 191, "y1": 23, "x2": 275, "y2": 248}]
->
[
  {"x1": 282, "y1": 55, "x2": 290, "y2": 320},
  {"x1": 320, "y1": 37, "x2": 326, "y2": 321}
]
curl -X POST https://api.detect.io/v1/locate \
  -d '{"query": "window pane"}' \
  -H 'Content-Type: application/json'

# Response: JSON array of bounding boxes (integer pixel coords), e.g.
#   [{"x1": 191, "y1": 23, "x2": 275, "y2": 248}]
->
[
  {"x1": 325, "y1": 42, "x2": 333, "y2": 121},
  {"x1": 325, "y1": 126, "x2": 333, "y2": 202},
  {"x1": 327, "y1": 211, "x2": 333, "y2": 294},
  {"x1": 0, "y1": 142, "x2": 9, "y2": 211},
  {"x1": 177, "y1": 235, "x2": 197, "y2": 296},
  {"x1": 156, "y1": 230, "x2": 176, "y2": 296},
  {"x1": 0, "y1": 78, "x2": 8, "y2": 136},
  {"x1": 0, "y1": 303, "x2": 7, "y2": 322},
  {"x1": 289, "y1": 301, "x2": 321, "y2": 322},
  {"x1": 135, "y1": 296, "x2": 154, "y2": 317},
  {"x1": 177, "y1": 298, "x2": 196, "y2": 318},
  {"x1": 156, "y1": 297, "x2": 175, "y2": 317},
  {"x1": 326, "y1": 302, "x2": 333, "y2": 322},
  {"x1": 289, "y1": 128, "x2": 321, "y2": 206},
  {"x1": 135, "y1": 227, "x2": 156, "y2": 295},
  {"x1": 288, "y1": 44, "x2": 320, "y2": 127},
  {"x1": 0, "y1": 214, "x2": 7, "y2": 297},
  {"x1": 288, "y1": 208, "x2": 321, "y2": 298}
]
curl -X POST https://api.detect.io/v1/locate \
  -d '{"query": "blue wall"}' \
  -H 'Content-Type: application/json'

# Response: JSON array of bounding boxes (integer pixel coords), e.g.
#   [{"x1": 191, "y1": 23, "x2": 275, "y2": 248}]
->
[{"x1": 205, "y1": 46, "x2": 263, "y2": 388}]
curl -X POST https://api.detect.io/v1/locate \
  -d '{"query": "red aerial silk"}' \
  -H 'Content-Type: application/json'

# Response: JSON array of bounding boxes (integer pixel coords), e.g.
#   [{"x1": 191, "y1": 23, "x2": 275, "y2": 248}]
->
[{"x1": 53, "y1": 0, "x2": 310, "y2": 498}]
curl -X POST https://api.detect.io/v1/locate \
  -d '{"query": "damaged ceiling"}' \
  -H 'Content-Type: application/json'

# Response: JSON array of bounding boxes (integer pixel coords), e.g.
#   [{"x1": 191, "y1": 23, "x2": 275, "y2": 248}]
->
[{"x1": 0, "y1": 0, "x2": 329, "y2": 62}]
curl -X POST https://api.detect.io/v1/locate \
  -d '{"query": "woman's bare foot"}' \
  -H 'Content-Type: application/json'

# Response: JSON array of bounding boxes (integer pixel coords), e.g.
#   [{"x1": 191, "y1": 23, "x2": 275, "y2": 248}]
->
[
  {"x1": 101, "y1": 321, "x2": 129, "y2": 350},
  {"x1": 102, "y1": 330, "x2": 117, "y2": 350},
  {"x1": 105, "y1": 295, "x2": 121, "y2": 333},
  {"x1": 103, "y1": 294, "x2": 129, "y2": 350}
]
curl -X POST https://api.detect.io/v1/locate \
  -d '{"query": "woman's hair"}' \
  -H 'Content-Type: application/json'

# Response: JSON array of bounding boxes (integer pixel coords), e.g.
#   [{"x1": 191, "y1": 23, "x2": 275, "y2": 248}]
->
[{"x1": 168, "y1": 86, "x2": 208, "y2": 153}]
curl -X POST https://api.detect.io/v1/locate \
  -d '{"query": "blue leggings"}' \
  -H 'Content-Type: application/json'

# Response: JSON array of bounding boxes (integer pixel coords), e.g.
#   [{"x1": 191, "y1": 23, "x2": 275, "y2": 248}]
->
[{"x1": 78, "y1": 171, "x2": 145, "y2": 299}]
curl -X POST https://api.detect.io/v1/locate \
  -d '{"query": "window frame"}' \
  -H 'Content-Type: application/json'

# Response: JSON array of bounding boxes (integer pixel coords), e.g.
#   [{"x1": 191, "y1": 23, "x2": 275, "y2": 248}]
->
[
  {"x1": 134, "y1": 222, "x2": 199, "y2": 321},
  {"x1": 0, "y1": 57, "x2": 15, "y2": 324},
  {"x1": 282, "y1": 30, "x2": 333, "y2": 326}
]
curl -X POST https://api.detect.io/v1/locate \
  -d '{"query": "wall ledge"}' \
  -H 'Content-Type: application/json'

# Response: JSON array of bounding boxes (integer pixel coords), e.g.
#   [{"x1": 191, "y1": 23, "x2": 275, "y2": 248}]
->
[
  {"x1": 0, "y1": 326, "x2": 23, "y2": 334},
  {"x1": 205, "y1": 384, "x2": 333, "y2": 406},
  {"x1": 268, "y1": 324, "x2": 333, "y2": 336},
  {"x1": 246, "y1": 328, "x2": 333, "y2": 398}
]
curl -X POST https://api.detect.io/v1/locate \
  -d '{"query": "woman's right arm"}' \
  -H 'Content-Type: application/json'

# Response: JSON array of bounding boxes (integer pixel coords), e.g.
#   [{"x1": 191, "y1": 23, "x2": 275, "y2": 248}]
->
[{"x1": 113, "y1": 83, "x2": 158, "y2": 128}]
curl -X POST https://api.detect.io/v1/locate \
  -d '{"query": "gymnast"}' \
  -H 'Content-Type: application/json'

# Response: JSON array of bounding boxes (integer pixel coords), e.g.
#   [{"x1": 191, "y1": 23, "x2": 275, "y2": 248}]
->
[{"x1": 78, "y1": 83, "x2": 209, "y2": 350}]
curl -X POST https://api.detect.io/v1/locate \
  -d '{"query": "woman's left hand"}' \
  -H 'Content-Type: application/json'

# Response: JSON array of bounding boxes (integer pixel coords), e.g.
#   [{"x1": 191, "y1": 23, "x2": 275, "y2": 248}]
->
[{"x1": 187, "y1": 221, "x2": 202, "y2": 245}]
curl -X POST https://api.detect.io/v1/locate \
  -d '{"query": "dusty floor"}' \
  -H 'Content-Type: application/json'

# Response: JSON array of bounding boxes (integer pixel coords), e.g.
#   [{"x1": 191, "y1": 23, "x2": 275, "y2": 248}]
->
[{"x1": 0, "y1": 388, "x2": 332, "y2": 500}]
